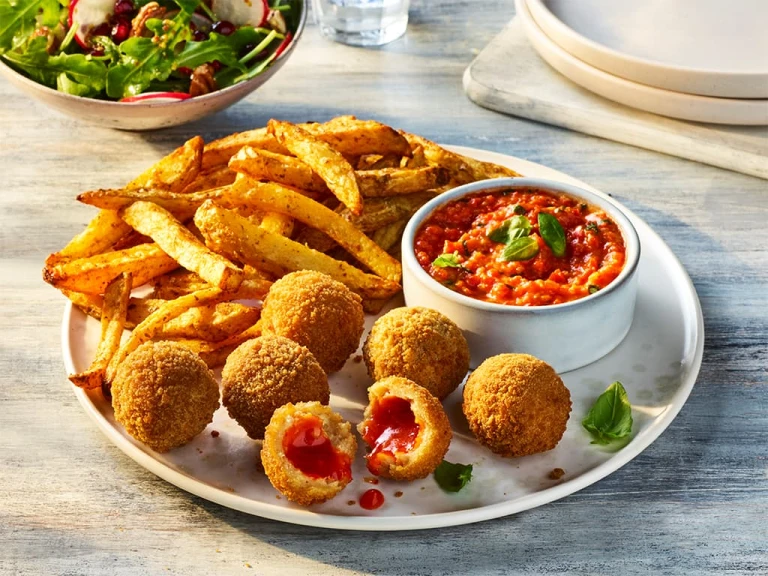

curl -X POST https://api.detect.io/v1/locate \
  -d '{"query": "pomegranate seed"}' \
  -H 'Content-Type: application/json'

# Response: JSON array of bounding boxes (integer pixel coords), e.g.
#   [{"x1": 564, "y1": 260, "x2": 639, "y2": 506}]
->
[
  {"x1": 212, "y1": 20, "x2": 235, "y2": 36},
  {"x1": 111, "y1": 18, "x2": 131, "y2": 43},
  {"x1": 210, "y1": 60, "x2": 223, "y2": 72},
  {"x1": 177, "y1": 66, "x2": 193, "y2": 77},
  {"x1": 192, "y1": 29, "x2": 208, "y2": 42},
  {"x1": 91, "y1": 22, "x2": 111, "y2": 37},
  {"x1": 114, "y1": 0, "x2": 134, "y2": 16},
  {"x1": 89, "y1": 46, "x2": 105, "y2": 57}
]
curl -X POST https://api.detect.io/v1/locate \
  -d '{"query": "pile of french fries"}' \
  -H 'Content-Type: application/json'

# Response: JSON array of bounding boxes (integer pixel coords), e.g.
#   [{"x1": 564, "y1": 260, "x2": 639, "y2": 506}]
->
[{"x1": 43, "y1": 116, "x2": 520, "y2": 391}]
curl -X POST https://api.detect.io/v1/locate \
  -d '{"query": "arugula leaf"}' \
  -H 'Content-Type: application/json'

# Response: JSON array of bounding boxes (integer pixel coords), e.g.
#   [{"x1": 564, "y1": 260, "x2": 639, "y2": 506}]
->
[
  {"x1": 502, "y1": 236, "x2": 539, "y2": 261},
  {"x1": 176, "y1": 32, "x2": 249, "y2": 71},
  {"x1": 582, "y1": 381, "x2": 633, "y2": 445},
  {"x1": 3, "y1": 36, "x2": 106, "y2": 94},
  {"x1": 432, "y1": 253, "x2": 462, "y2": 268},
  {"x1": 106, "y1": 16, "x2": 190, "y2": 99},
  {"x1": 0, "y1": 0, "x2": 59, "y2": 53},
  {"x1": 57, "y1": 72, "x2": 93, "y2": 96},
  {"x1": 538, "y1": 212, "x2": 566, "y2": 258},
  {"x1": 434, "y1": 460, "x2": 473, "y2": 493}
]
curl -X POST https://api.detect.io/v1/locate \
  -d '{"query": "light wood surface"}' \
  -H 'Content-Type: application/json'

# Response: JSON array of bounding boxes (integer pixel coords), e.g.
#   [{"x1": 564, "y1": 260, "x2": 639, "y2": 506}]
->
[
  {"x1": 464, "y1": 19, "x2": 768, "y2": 180},
  {"x1": 1, "y1": 2, "x2": 766, "y2": 575}
]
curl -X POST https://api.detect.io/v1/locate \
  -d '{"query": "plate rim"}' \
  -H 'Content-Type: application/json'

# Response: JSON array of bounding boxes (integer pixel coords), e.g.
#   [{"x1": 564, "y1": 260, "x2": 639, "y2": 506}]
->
[
  {"x1": 526, "y1": 0, "x2": 768, "y2": 98},
  {"x1": 517, "y1": 0, "x2": 768, "y2": 125},
  {"x1": 61, "y1": 145, "x2": 705, "y2": 531}
]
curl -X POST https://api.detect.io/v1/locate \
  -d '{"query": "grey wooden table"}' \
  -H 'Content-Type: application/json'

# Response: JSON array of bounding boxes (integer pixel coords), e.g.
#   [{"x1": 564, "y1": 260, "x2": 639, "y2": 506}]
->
[{"x1": 1, "y1": 2, "x2": 766, "y2": 574}]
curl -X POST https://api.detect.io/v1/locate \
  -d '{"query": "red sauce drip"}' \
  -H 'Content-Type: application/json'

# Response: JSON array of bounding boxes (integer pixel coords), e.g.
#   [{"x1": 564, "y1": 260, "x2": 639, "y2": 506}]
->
[
  {"x1": 360, "y1": 396, "x2": 420, "y2": 475},
  {"x1": 359, "y1": 489, "x2": 385, "y2": 510},
  {"x1": 282, "y1": 415, "x2": 351, "y2": 482}
]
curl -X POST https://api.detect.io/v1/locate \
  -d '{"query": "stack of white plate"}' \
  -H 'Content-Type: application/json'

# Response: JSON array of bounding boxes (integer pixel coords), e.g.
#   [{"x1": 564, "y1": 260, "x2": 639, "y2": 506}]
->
[{"x1": 515, "y1": 0, "x2": 768, "y2": 125}]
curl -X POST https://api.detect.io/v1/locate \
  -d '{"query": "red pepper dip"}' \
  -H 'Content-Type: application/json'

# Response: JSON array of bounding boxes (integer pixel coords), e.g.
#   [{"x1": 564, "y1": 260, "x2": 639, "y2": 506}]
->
[{"x1": 414, "y1": 188, "x2": 626, "y2": 306}]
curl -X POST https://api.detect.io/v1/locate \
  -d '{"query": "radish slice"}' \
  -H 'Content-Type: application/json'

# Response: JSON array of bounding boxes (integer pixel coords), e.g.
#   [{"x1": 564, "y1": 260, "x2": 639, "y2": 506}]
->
[
  {"x1": 211, "y1": 0, "x2": 268, "y2": 28},
  {"x1": 68, "y1": 0, "x2": 115, "y2": 49},
  {"x1": 275, "y1": 32, "x2": 293, "y2": 58},
  {"x1": 120, "y1": 92, "x2": 192, "y2": 103}
]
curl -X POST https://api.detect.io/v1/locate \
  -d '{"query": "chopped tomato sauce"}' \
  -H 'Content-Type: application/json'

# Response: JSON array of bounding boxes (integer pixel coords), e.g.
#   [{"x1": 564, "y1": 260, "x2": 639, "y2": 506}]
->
[
  {"x1": 359, "y1": 489, "x2": 385, "y2": 510},
  {"x1": 414, "y1": 188, "x2": 627, "y2": 306},
  {"x1": 282, "y1": 415, "x2": 351, "y2": 482},
  {"x1": 360, "y1": 396, "x2": 420, "y2": 475}
]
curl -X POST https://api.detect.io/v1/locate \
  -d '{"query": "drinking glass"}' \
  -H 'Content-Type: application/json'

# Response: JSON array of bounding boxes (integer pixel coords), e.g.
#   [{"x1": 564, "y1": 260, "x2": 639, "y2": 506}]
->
[{"x1": 311, "y1": 0, "x2": 410, "y2": 47}]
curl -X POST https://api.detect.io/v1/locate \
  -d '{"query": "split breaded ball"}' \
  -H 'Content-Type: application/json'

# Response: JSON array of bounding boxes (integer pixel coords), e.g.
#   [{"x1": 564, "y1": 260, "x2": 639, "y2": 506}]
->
[
  {"x1": 222, "y1": 335, "x2": 330, "y2": 439},
  {"x1": 358, "y1": 376, "x2": 452, "y2": 481},
  {"x1": 111, "y1": 341, "x2": 219, "y2": 453},
  {"x1": 463, "y1": 354, "x2": 572, "y2": 457},
  {"x1": 262, "y1": 402, "x2": 357, "y2": 506},
  {"x1": 261, "y1": 270, "x2": 365, "y2": 374},
  {"x1": 363, "y1": 307, "x2": 470, "y2": 400}
]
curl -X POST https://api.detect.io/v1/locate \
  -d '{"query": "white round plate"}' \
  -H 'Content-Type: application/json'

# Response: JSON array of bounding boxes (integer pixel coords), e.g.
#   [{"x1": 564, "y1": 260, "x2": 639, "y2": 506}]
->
[
  {"x1": 62, "y1": 146, "x2": 704, "y2": 531},
  {"x1": 517, "y1": 0, "x2": 768, "y2": 126},
  {"x1": 527, "y1": 0, "x2": 768, "y2": 99}
]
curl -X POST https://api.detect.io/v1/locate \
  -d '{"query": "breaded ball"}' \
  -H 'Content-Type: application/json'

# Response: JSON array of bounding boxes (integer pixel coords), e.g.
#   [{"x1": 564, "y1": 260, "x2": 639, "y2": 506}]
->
[
  {"x1": 463, "y1": 354, "x2": 572, "y2": 457},
  {"x1": 358, "y1": 376, "x2": 452, "y2": 481},
  {"x1": 111, "y1": 341, "x2": 219, "y2": 453},
  {"x1": 221, "y1": 335, "x2": 329, "y2": 439},
  {"x1": 262, "y1": 402, "x2": 357, "y2": 506},
  {"x1": 261, "y1": 270, "x2": 365, "y2": 374},
  {"x1": 363, "y1": 307, "x2": 470, "y2": 400}
]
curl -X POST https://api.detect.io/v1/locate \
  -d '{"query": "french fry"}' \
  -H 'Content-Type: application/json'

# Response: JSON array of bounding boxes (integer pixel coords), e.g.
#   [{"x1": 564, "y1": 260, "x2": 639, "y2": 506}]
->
[
  {"x1": 370, "y1": 218, "x2": 408, "y2": 252},
  {"x1": 173, "y1": 321, "x2": 263, "y2": 368},
  {"x1": 62, "y1": 290, "x2": 163, "y2": 330},
  {"x1": 268, "y1": 120, "x2": 364, "y2": 215},
  {"x1": 225, "y1": 182, "x2": 401, "y2": 281},
  {"x1": 401, "y1": 132, "x2": 521, "y2": 183},
  {"x1": 305, "y1": 117, "x2": 411, "y2": 158},
  {"x1": 362, "y1": 297, "x2": 392, "y2": 315},
  {"x1": 69, "y1": 272, "x2": 132, "y2": 389},
  {"x1": 401, "y1": 144, "x2": 427, "y2": 168},
  {"x1": 55, "y1": 137, "x2": 205, "y2": 260},
  {"x1": 104, "y1": 286, "x2": 226, "y2": 385},
  {"x1": 44, "y1": 243, "x2": 178, "y2": 294},
  {"x1": 120, "y1": 201, "x2": 244, "y2": 291},
  {"x1": 195, "y1": 201, "x2": 401, "y2": 300},
  {"x1": 157, "y1": 302, "x2": 261, "y2": 342},
  {"x1": 229, "y1": 147, "x2": 329, "y2": 193},
  {"x1": 357, "y1": 154, "x2": 401, "y2": 170},
  {"x1": 150, "y1": 269, "x2": 211, "y2": 299},
  {"x1": 77, "y1": 187, "x2": 226, "y2": 213},
  {"x1": 355, "y1": 166, "x2": 447, "y2": 198},
  {"x1": 230, "y1": 173, "x2": 295, "y2": 239},
  {"x1": 342, "y1": 192, "x2": 434, "y2": 232},
  {"x1": 202, "y1": 128, "x2": 288, "y2": 170},
  {"x1": 294, "y1": 226, "x2": 336, "y2": 253},
  {"x1": 181, "y1": 165, "x2": 236, "y2": 193},
  {"x1": 259, "y1": 211, "x2": 294, "y2": 237}
]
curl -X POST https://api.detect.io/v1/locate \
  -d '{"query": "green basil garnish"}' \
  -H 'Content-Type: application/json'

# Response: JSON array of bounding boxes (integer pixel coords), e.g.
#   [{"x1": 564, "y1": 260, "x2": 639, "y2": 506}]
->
[
  {"x1": 582, "y1": 382, "x2": 633, "y2": 445},
  {"x1": 488, "y1": 215, "x2": 531, "y2": 244},
  {"x1": 433, "y1": 460, "x2": 473, "y2": 492},
  {"x1": 538, "y1": 212, "x2": 566, "y2": 258},
  {"x1": 513, "y1": 204, "x2": 526, "y2": 215},
  {"x1": 487, "y1": 220, "x2": 512, "y2": 243},
  {"x1": 588, "y1": 284, "x2": 600, "y2": 294},
  {"x1": 432, "y1": 253, "x2": 462, "y2": 268},
  {"x1": 585, "y1": 222, "x2": 599, "y2": 233},
  {"x1": 503, "y1": 236, "x2": 539, "y2": 261}
]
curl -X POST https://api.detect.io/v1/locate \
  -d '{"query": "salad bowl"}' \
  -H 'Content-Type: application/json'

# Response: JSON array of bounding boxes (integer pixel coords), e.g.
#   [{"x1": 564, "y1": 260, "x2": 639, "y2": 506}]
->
[{"x1": 0, "y1": 0, "x2": 306, "y2": 131}]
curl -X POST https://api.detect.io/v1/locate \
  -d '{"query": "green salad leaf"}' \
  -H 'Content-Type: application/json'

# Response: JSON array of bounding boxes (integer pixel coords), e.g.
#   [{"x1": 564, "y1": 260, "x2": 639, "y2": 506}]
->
[
  {"x1": 434, "y1": 460, "x2": 473, "y2": 493},
  {"x1": 582, "y1": 381, "x2": 633, "y2": 445},
  {"x1": 0, "y1": 0, "x2": 59, "y2": 52},
  {"x1": 432, "y1": 253, "x2": 462, "y2": 268},
  {"x1": 176, "y1": 32, "x2": 252, "y2": 71},
  {"x1": 538, "y1": 212, "x2": 567, "y2": 257}
]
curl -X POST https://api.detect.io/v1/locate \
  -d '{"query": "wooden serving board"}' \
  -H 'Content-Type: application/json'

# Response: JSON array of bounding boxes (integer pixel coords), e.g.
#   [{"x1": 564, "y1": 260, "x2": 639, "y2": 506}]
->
[{"x1": 463, "y1": 18, "x2": 768, "y2": 180}]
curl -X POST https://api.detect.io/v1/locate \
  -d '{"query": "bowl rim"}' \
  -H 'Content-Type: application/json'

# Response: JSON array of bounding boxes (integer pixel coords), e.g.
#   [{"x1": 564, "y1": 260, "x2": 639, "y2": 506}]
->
[
  {"x1": 401, "y1": 176, "x2": 641, "y2": 315},
  {"x1": 0, "y1": 0, "x2": 306, "y2": 108}
]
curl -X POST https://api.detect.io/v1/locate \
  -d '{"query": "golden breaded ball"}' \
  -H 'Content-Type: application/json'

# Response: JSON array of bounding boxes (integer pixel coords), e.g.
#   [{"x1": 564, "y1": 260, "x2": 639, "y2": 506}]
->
[
  {"x1": 222, "y1": 336, "x2": 329, "y2": 439},
  {"x1": 261, "y1": 270, "x2": 365, "y2": 374},
  {"x1": 358, "y1": 376, "x2": 452, "y2": 481},
  {"x1": 262, "y1": 402, "x2": 357, "y2": 506},
  {"x1": 463, "y1": 354, "x2": 572, "y2": 457},
  {"x1": 112, "y1": 341, "x2": 219, "y2": 453},
  {"x1": 363, "y1": 307, "x2": 470, "y2": 400}
]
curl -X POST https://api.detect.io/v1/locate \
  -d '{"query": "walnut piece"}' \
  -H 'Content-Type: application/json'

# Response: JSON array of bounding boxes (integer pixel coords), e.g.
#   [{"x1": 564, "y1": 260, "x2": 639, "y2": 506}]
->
[
  {"x1": 189, "y1": 64, "x2": 218, "y2": 97},
  {"x1": 131, "y1": 2, "x2": 167, "y2": 38}
]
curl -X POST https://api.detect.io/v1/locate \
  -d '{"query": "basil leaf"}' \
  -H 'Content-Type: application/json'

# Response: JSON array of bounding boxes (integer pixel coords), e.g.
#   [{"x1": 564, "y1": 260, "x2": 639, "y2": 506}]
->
[
  {"x1": 538, "y1": 212, "x2": 567, "y2": 257},
  {"x1": 488, "y1": 220, "x2": 511, "y2": 243},
  {"x1": 489, "y1": 215, "x2": 531, "y2": 244},
  {"x1": 585, "y1": 222, "x2": 599, "y2": 233},
  {"x1": 502, "y1": 236, "x2": 539, "y2": 261},
  {"x1": 513, "y1": 204, "x2": 526, "y2": 215},
  {"x1": 432, "y1": 253, "x2": 462, "y2": 268},
  {"x1": 582, "y1": 381, "x2": 633, "y2": 445},
  {"x1": 588, "y1": 284, "x2": 600, "y2": 294},
  {"x1": 508, "y1": 215, "x2": 531, "y2": 234},
  {"x1": 0, "y1": 0, "x2": 59, "y2": 53},
  {"x1": 434, "y1": 460, "x2": 473, "y2": 493}
]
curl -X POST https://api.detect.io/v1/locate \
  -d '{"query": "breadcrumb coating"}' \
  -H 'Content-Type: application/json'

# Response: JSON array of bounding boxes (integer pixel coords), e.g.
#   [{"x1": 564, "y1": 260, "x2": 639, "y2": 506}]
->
[
  {"x1": 363, "y1": 307, "x2": 470, "y2": 400},
  {"x1": 359, "y1": 376, "x2": 452, "y2": 481},
  {"x1": 463, "y1": 354, "x2": 572, "y2": 457},
  {"x1": 111, "y1": 341, "x2": 220, "y2": 453},
  {"x1": 221, "y1": 335, "x2": 329, "y2": 439},
  {"x1": 262, "y1": 402, "x2": 357, "y2": 506},
  {"x1": 261, "y1": 270, "x2": 365, "y2": 374}
]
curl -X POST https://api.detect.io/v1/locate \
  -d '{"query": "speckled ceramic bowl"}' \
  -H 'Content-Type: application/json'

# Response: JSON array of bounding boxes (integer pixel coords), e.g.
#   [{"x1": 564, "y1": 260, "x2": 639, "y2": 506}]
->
[
  {"x1": 0, "y1": 1, "x2": 306, "y2": 131},
  {"x1": 402, "y1": 177, "x2": 641, "y2": 372}
]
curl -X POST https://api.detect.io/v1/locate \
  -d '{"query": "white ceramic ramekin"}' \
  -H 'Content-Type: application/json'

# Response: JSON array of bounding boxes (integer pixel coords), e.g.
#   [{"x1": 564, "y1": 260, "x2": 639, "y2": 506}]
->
[{"x1": 402, "y1": 177, "x2": 641, "y2": 373}]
